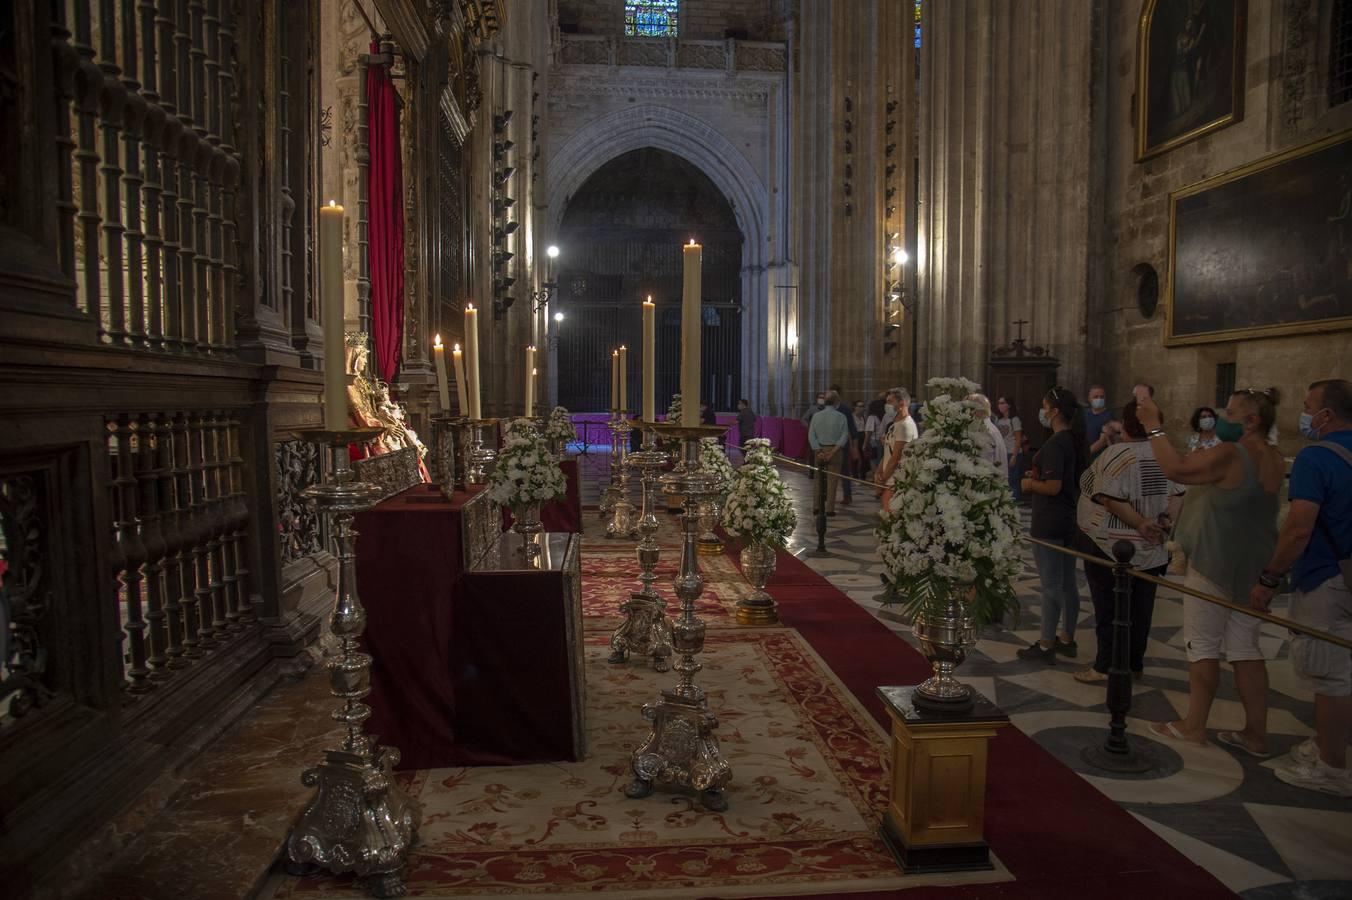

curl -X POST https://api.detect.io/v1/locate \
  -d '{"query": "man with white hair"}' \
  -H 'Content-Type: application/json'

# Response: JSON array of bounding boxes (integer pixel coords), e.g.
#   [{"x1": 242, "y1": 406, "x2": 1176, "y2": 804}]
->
[{"x1": 968, "y1": 393, "x2": 1009, "y2": 481}]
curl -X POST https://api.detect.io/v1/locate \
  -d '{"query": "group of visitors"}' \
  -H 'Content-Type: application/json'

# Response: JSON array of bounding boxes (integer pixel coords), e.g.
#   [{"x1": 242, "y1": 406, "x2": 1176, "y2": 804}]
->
[
  {"x1": 803, "y1": 386, "x2": 920, "y2": 515},
  {"x1": 1009, "y1": 378, "x2": 1352, "y2": 798}
]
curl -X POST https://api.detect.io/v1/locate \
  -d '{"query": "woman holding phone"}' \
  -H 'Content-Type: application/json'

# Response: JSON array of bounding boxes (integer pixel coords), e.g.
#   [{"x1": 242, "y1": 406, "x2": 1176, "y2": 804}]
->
[{"x1": 1137, "y1": 386, "x2": 1284, "y2": 756}]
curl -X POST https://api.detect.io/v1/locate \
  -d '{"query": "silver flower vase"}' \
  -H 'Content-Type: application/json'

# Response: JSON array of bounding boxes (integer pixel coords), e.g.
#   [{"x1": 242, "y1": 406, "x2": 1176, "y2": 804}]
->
[
  {"x1": 511, "y1": 500, "x2": 544, "y2": 564},
  {"x1": 911, "y1": 588, "x2": 978, "y2": 714},
  {"x1": 696, "y1": 492, "x2": 724, "y2": 555},
  {"x1": 735, "y1": 542, "x2": 779, "y2": 625}
]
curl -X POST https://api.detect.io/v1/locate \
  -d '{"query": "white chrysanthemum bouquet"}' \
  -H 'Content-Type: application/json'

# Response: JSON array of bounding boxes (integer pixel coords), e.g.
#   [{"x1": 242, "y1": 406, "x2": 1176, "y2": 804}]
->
[
  {"x1": 487, "y1": 418, "x2": 567, "y2": 506},
  {"x1": 665, "y1": 393, "x2": 682, "y2": 422},
  {"x1": 722, "y1": 438, "x2": 797, "y2": 550},
  {"x1": 544, "y1": 405, "x2": 576, "y2": 445},
  {"x1": 876, "y1": 377, "x2": 1021, "y2": 624},
  {"x1": 698, "y1": 436, "x2": 735, "y2": 496}
]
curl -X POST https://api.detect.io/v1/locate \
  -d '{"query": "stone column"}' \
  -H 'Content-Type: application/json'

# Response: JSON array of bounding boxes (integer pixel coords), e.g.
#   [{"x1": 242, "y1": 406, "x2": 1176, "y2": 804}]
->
[{"x1": 915, "y1": 0, "x2": 1094, "y2": 391}]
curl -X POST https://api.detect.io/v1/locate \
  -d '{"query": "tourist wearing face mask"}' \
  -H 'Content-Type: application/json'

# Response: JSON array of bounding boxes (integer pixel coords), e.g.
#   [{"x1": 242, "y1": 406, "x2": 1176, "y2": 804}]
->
[
  {"x1": 1016, "y1": 386, "x2": 1089, "y2": 664},
  {"x1": 875, "y1": 388, "x2": 918, "y2": 510},
  {"x1": 1248, "y1": 379, "x2": 1352, "y2": 797},
  {"x1": 1137, "y1": 387, "x2": 1284, "y2": 756},
  {"x1": 1188, "y1": 406, "x2": 1221, "y2": 452},
  {"x1": 995, "y1": 396, "x2": 1024, "y2": 502},
  {"x1": 1085, "y1": 384, "x2": 1115, "y2": 448}
]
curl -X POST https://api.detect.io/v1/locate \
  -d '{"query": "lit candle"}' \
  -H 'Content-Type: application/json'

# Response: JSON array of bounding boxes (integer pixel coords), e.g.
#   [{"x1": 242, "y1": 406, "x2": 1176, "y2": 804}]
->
[
  {"x1": 319, "y1": 201, "x2": 346, "y2": 430},
  {"x1": 452, "y1": 343, "x2": 468, "y2": 414},
  {"x1": 611, "y1": 349, "x2": 619, "y2": 412},
  {"x1": 681, "y1": 239, "x2": 702, "y2": 427},
  {"x1": 524, "y1": 345, "x2": 537, "y2": 417},
  {"x1": 464, "y1": 303, "x2": 481, "y2": 419},
  {"x1": 433, "y1": 334, "x2": 450, "y2": 412},
  {"x1": 618, "y1": 345, "x2": 628, "y2": 414},
  {"x1": 642, "y1": 295, "x2": 655, "y2": 423}
]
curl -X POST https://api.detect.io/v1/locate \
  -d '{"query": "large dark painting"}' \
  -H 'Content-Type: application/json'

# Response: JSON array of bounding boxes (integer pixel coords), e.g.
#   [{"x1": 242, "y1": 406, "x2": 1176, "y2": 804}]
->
[
  {"x1": 1166, "y1": 131, "x2": 1352, "y2": 345},
  {"x1": 1136, "y1": 0, "x2": 1245, "y2": 161}
]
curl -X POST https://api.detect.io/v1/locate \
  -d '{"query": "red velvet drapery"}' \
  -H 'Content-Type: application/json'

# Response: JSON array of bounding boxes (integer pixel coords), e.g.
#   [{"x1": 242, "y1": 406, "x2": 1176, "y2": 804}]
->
[{"x1": 367, "y1": 43, "x2": 405, "y2": 383}]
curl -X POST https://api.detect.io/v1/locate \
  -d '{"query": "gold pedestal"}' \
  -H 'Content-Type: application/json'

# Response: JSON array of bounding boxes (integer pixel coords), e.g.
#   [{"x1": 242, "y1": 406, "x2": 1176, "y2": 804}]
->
[
  {"x1": 734, "y1": 603, "x2": 778, "y2": 625},
  {"x1": 875, "y1": 685, "x2": 1007, "y2": 874}
]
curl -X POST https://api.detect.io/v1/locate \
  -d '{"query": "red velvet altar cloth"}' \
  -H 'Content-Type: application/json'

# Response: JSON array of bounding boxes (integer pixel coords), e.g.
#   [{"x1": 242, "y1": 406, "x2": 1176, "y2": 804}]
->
[{"x1": 353, "y1": 484, "x2": 480, "y2": 769}]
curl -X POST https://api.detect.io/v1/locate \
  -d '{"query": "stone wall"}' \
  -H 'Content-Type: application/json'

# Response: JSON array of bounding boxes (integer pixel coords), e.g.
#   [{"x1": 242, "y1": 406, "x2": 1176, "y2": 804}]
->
[{"x1": 1095, "y1": 0, "x2": 1352, "y2": 453}]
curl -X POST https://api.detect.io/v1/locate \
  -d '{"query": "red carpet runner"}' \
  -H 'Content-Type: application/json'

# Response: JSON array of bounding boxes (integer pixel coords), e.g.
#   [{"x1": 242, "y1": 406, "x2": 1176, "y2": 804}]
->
[{"x1": 733, "y1": 544, "x2": 1234, "y2": 900}]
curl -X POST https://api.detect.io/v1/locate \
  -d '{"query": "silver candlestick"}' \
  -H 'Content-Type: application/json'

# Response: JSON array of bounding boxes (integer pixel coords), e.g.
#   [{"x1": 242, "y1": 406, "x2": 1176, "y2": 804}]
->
[
  {"x1": 465, "y1": 419, "x2": 498, "y2": 485},
  {"x1": 606, "y1": 418, "x2": 637, "y2": 538},
  {"x1": 287, "y1": 428, "x2": 420, "y2": 899},
  {"x1": 599, "y1": 411, "x2": 620, "y2": 518},
  {"x1": 626, "y1": 424, "x2": 733, "y2": 812},
  {"x1": 609, "y1": 422, "x2": 673, "y2": 671}
]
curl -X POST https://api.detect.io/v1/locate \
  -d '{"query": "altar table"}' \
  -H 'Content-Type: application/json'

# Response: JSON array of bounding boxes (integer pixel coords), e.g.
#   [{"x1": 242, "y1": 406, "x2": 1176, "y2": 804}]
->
[{"x1": 354, "y1": 485, "x2": 583, "y2": 768}]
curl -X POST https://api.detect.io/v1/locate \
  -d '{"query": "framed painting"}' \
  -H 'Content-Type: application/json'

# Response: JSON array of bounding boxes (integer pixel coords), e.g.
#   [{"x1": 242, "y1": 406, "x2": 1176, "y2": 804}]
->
[
  {"x1": 1165, "y1": 130, "x2": 1352, "y2": 346},
  {"x1": 1136, "y1": 0, "x2": 1246, "y2": 161}
]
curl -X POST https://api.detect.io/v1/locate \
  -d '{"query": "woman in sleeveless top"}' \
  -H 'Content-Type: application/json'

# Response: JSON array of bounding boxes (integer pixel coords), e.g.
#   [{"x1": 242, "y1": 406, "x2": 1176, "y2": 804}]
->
[{"x1": 1137, "y1": 388, "x2": 1285, "y2": 756}]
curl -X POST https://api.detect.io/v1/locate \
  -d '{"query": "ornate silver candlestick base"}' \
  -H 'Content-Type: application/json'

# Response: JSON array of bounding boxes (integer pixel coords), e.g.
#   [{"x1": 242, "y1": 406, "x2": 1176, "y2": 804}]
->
[
  {"x1": 288, "y1": 428, "x2": 420, "y2": 899},
  {"x1": 465, "y1": 419, "x2": 498, "y2": 485},
  {"x1": 606, "y1": 419, "x2": 637, "y2": 538},
  {"x1": 430, "y1": 414, "x2": 464, "y2": 493},
  {"x1": 610, "y1": 424, "x2": 672, "y2": 671},
  {"x1": 625, "y1": 424, "x2": 733, "y2": 812},
  {"x1": 599, "y1": 413, "x2": 620, "y2": 517}
]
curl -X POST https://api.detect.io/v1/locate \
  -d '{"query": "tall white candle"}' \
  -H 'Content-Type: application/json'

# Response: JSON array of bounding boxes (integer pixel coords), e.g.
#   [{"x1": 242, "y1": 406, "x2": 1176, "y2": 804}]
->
[
  {"x1": 320, "y1": 201, "x2": 346, "y2": 430},
  {"x1": 618, "y1": 345, "x2": 628, "y2": 414},
  {"x1": 681, "y1": 240, "x2": 702, "y2": 427},
  {"x1": 524, "y1": 345, "x2": 537, "y2": 417},
  {"x1": 452, "y1": 343, "x2": 468, "y2": 415},
  {"x1": 642, "y1": 295, "x2": 655, "y2": 423},
  {"x1": 611, "y1": 350, "x2": 619, "y2": 412},
  {"x1": 433, "y1": 334, "x2": 450, "y2": 411},
  {"x1": 464, "y1": 303, "x2": 481, "y2": 419}
]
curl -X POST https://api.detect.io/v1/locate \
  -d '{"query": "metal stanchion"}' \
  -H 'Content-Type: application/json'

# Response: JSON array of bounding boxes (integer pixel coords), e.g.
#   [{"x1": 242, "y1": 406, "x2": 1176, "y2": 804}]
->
[
  {"x1": 811, "y1": 454, "x2": 829, "y2": 556},
  {"x1": 1082, "y1": 540, "x2": 1154, "y2": 773}
]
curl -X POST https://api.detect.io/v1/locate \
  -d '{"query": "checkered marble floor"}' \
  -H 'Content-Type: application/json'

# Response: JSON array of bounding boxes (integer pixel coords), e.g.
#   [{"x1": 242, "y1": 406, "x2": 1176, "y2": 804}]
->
[{"x1": 573, "y1": 452, "x2": 1352, "y2": 897}]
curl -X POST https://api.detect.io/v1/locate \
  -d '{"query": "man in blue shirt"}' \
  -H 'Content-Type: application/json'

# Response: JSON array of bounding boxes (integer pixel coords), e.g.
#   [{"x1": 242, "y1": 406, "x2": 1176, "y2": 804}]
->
[
  {"x1": 1084, "y1": 384, "x2": 1115, "y2": 456},
  {"x1": 1250, "y1": 378, "x2": 1352, "y2": 798},
  {"x1": 808, "y1": 390, "x2": 849, "y2": 516}
]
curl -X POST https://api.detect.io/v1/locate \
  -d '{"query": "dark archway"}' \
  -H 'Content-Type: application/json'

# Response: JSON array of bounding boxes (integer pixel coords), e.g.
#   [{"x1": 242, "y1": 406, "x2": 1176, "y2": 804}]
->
[{"x1": 555, "y1": 148, "x2": 743, "y2": 413}]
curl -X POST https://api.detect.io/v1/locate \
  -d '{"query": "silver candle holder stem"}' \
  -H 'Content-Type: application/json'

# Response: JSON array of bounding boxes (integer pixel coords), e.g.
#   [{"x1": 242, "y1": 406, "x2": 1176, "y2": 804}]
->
[
  {"x1": 287, "y1": 428, "x2": 420, "y2": 899},
  {"x1": 606, "y1": 418, "x2": 636, "y2": 538},
  {"x1": 609, "y1": 423, "x2": 672, "y2": 671},
  {"x1": 599, "y1": 412, "x2": 620, "y2": 517},
  {"x1": 465, "y1": 419, "x2": 498, "y2": 485},
  {"x1": 626, "y1": 424, "x2": 733, "y2": 812}
]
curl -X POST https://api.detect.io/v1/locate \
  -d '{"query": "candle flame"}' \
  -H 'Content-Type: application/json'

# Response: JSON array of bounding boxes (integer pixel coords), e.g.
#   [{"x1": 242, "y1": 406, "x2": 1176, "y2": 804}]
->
[
  {"x1": 467, "y1": 302, "x2": 474, "y2": 311},
  {"x1": 688, "y1": 238, "x2": 696, "y2": 246},
  {"x1": 532, "y1": 367, "x2": 537, "y2": 376},
  {"x1": 328, "y1": 200, "x2": 337, "y2": 207},
  {"x1": 454, "y1": 343, "x2": 461, "y2": 352},
  {"x1": 434, "y1": 333, "x2": 442, "y2": 348},
  {"x1": 612, "y1": 349, "x2": 618, "y2": 357},
  {"x1": 646, "y1": 294, "x2": 653, "y2": 303}
]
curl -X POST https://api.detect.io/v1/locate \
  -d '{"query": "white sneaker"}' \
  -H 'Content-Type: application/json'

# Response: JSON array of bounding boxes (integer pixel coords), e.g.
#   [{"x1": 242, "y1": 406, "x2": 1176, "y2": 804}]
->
[
  {"x1": 1274, "y1": 758, "x2": 1352, "y2": 798},
  {"x1": 1289, "y1": 738, "x2": 1319, "y2": 766}
]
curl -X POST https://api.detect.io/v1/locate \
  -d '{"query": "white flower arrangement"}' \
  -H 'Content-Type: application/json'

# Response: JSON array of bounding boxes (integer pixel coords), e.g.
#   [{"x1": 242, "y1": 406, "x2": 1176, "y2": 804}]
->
[
  {"x1": 876, "y1": 376, "x2": 1021, "y2": 625},
  {"x1": 666, "y1": 393, "x2": 682, "y2": 422},
  {"x1": 486, "y1": 418, "x2": 567, "y2": 507},
  {"x1": 544, "y1": 406, "x2": 576, "y2": 445},
  {"x1": 698, "y1": 437, "x2": 735, "y2": 498},
  {"x1": 722, "y1": 438, "x2": 797, "y2": 550}
]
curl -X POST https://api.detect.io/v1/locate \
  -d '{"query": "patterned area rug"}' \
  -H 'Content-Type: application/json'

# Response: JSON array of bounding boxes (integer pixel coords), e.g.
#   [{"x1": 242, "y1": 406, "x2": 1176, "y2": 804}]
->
[
  {"x1": 579, "y1": 551, "x2": 752, "y2": 627},
  {"x1": 276, "y1": 630, "x2": 1008, "y2": 898}
]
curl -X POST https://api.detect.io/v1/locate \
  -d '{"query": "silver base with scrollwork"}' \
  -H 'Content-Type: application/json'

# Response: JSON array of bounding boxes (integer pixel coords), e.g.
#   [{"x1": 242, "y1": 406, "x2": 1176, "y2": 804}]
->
[
  {"x1": 286, "y1": 429, "x2": 420, "y2": 899},
  {"x1": 606, "y1": 418, "x2": 637, "y2": 538},
  {"x1": 625, "y1": 425, "x2": 733, "y2": 812},
  {"x1": 609, "y1": 423, "x2": 673, "y2": 672},
  {"x1": 464, "y1": 420, "x2": 498, "y2": 485}
]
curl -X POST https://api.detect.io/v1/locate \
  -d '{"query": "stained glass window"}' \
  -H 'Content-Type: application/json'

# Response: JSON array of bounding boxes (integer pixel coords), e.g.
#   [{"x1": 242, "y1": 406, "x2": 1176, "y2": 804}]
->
[
  {"x1": 625, "y1": 1, "x2": 679, "y2": 38},
  {"x1": 914, "y1": 0, "x2": 922, "y2": 49}
]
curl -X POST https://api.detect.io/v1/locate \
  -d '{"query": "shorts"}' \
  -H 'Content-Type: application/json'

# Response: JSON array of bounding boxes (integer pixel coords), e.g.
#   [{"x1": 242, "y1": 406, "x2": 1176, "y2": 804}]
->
[
  {"x1": 1181, "y1": 566, "x2": 1264, "y2": 663},
  {"x1": 1288, "y1": 576, "x2": 1352, "y2": 697}
]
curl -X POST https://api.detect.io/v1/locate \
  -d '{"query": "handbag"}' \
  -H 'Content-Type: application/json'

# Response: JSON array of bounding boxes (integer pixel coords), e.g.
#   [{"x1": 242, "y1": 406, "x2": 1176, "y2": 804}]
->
[{"x1": 1312, "y1": 441, "x2": 1352, "y2": 591}]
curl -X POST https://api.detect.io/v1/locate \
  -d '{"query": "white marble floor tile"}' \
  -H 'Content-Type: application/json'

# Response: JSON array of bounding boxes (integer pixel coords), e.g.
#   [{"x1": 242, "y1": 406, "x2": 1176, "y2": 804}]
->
[
  {"x1": 1161, "y1": 690, "x2": 1314, "y2": 737},
  {"x1": 1129, "y1": 813, "x2": 1291, "y2": 894},
  {"x1": 1245, "y1": 804, "x2": 1352, "y2": 882},
  {"x1": 1000, "y1": 670, "x2": 1152, "y2": 709}
]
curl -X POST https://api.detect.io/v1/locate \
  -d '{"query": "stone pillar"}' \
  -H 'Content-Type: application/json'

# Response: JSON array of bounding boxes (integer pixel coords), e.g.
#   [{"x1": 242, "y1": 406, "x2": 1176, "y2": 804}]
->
[{"x1": 915, "y1": 0, "x2": 1094, "y2": 392}]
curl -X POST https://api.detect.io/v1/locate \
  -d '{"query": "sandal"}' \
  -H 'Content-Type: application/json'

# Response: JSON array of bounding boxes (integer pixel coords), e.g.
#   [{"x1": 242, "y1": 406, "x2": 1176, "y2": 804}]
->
[
  {"x1": 1148, "y1": 721, "x2": 1207, "y2": 747},
  {"x1": 1217, "y1": 730, "x2": 1271, "y2": 759},
  {"x1": 1073, "y1": 667, "x2": 1108, "y2": 683}
]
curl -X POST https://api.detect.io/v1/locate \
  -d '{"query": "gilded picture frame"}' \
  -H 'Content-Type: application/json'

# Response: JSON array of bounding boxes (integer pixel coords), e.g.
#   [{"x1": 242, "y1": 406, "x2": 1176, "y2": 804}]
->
[
  {"x1": 1135, "y1": 0, "x2": 1246, "y2": 162},
  {"x1": 1164, "y1": 130, "x2": 1352, "y2": 346}
]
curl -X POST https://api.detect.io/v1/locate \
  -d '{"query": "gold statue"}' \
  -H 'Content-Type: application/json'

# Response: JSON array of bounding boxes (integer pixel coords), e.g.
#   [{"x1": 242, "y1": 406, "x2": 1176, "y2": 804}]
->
[{"x1": 344, "y1": 333, "x2": 429, "y2": 480}]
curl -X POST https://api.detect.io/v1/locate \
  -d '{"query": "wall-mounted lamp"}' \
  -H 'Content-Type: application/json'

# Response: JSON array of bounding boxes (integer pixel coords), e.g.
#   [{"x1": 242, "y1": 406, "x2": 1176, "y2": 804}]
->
[
  {"x1": 786, "y1": 328, "x2": 799, "y2": 362},
  {"x1": 891, "y1": 247, "x2": 909, "y2": 267}
]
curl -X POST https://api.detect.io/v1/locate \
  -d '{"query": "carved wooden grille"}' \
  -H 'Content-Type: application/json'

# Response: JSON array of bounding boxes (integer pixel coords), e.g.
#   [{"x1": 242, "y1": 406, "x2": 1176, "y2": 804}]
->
[
  {"x1": 0, "y1": 475, "x2": 53, "y2": 725},
  {"x1": 106, "y1": 411, "x2": 253, "y2": 694},
  {"x1": 275, "y1": 438, "x2": 325, "y2": 566},
  {"x1": 53, "y1": 0, "x2": 240, "y2": 352},
  {"x1": 437, "y1": 111, "x2": 464, "y2": 315}
]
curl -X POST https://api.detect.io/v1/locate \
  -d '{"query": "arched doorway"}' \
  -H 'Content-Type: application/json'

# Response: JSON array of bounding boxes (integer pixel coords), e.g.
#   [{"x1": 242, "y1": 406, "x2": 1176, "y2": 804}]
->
[{"x1": 555, "y1": 148, "x2": 744, "y2": 413}]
